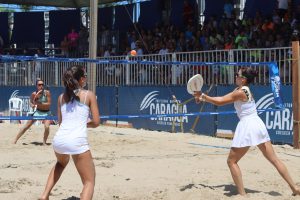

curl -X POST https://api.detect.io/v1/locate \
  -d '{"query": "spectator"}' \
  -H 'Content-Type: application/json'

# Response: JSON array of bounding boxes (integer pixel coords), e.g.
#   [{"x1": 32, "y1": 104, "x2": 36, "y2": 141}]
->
[
  {"x1": 277, "y1": 0, "x2": 289, "y2": 20},
  {"x1": 123, "y1": 46, "x2": 131, "y2": 56},
  {"x1": 234, "y1": 30, "x2": 248, "y2": 49},
  {"x1": 0, "y1": 34, "x2": 4, "y2": 54},
  {"x1": 33, "y1": 48, "x2": 45, "y2": 84},
  {"x1": 182, "y1": 0, "x2": 194, "y2": 25},
  {"x1": 103, "y1": 45, "x2": 114, "y2": 57},
  {"x1": 224, "y1": 37, "x2": 234, "y2": 49},
  {"x1": 99, "y1": 25, "x2": 110, "y2": 48},
  {"x1": 274, "y1": 33, "x2": 286, "y2": 47},
  {"x1": 262, "y1": 18, "x2": 275, "y2": 32},
  {"x1": 60, "y1": 36, "x2": 69, "y2": 57},
  {"x1": 67, "y1": 28, "x2": 79, "y2": 56},
  {"x1": 159, "y1": 42, "x2": 169, "y2": 54},
  {"x1": 224, "y1": 0, "x2": 234, "y2": 19},
  {"x1": 78, "y1": 26, "x2": 89, "y2": 57},
  {"x1": 130, "y1": 33, "x2": 137, "y2": 50},
  {"x1": 135, "y1": 40, "x2": 144, "y2": 55}
]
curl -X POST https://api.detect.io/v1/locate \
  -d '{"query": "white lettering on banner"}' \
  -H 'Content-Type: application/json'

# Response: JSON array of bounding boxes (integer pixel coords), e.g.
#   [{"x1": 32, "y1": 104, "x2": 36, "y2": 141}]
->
[
  {"x1": 272, "y1": 76, "x2": 281, "y2": 98},
  {"x1": 265, "y1": 109, "x2": 292, "y2": 130},
  {"x1": 257, "y1": 93, "x2": 293, "y2": 136},
  {"x1": 141, "y1": 91, "x2": 188, "y2": 126}
]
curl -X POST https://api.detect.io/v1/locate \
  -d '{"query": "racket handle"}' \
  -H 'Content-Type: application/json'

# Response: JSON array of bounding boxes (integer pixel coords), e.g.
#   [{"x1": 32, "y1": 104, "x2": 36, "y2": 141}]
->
[{"x1": 172, "y1": 95, "x2": 177, "y2": 102}]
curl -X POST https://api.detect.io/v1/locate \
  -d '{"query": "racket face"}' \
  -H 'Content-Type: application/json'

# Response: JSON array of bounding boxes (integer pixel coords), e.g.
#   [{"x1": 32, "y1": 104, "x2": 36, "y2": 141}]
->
[{"x1": 187, "y1": 74, "x2": 203, "y2": 94}]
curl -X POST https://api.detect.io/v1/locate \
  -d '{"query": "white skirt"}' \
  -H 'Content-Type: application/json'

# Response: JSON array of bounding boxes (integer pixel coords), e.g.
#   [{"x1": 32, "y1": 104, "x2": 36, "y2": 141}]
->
[
  {"x1": 232, "y1": 113, "x2": 270, "y2": 148},
  {"x1": 53, "y1": 134, "x2": 90, "y2": 155}
]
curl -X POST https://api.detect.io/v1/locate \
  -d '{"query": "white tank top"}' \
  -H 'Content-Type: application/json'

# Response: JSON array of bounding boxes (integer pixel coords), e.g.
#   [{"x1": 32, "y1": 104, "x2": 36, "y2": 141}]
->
[
  {"x1": 234, "y1": 86, "x2": 257, "y2": 120},
  {"x1": 56, "y1": 91, "x2": 89, "y2": 138}
]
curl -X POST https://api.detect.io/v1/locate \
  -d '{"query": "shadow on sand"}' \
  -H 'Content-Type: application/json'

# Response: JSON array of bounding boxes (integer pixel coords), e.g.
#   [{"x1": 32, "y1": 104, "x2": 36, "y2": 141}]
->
[
  {"x1": 180, "y1": 183, "x2": 282, "y2": 197},
  {"x1": 62, "y1": 196, "x2": 80, "y2": 200}
]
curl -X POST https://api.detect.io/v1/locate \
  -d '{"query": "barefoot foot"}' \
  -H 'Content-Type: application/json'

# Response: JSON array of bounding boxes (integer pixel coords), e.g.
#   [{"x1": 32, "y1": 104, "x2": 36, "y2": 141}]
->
[{"x1": 292, "y1": 188, "x2": 300, "y2": 196}]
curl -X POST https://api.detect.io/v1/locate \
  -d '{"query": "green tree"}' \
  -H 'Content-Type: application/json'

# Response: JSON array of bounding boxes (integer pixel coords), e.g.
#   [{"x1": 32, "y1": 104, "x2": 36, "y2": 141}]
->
[{"x1": 0, "y1": 7, "x2": 15, "y2": 12}]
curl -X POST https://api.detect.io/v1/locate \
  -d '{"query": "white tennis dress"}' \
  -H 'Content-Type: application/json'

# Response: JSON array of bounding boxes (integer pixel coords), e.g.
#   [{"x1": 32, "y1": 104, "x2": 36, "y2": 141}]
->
[
  {"x1": 53, "y1": 91, "x2": 90, "y2": 155},
  {"x1": 232, "y1": 86, "x2": 270, "y2": 147}
]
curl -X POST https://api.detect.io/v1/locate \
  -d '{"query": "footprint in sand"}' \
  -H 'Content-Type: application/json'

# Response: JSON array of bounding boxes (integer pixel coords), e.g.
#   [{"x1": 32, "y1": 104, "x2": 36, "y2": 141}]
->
[
  {"x1": 0, "y1": 164, "x2": 19, "y2": 169},
  {"x1": 0, "y1": 178, "x2": 33, "y2": 193},
  {"x1": 96, "y1": 161, "x2": 114, "y2": 168}
]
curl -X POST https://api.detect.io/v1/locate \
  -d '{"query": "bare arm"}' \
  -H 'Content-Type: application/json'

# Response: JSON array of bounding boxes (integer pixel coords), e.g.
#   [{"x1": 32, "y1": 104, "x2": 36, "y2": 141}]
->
[
  {"x1": 194, "y1": 89, "x2": 247, "y2": 106},
  {"x1": 30, "y1": 92, "x2": 36, "y2": 108},
  {"x1": 57, "y1": 94, "x2": 62, "y2": 126},
  {"x1": 87, "y1": 92, "x2": 100, "y2": 128}
]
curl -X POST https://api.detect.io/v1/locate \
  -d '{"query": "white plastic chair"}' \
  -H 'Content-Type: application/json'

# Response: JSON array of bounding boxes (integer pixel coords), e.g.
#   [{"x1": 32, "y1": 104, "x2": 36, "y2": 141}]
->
[{"x1": 8, "y1": 97, "x2": 23, "y2": 124}]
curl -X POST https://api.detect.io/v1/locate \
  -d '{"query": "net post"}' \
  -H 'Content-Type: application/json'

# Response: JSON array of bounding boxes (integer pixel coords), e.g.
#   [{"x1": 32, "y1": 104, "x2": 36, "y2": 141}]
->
[
  {"x1": 88, "y1": 0, "x2": 98, "y2": 94},
  {"x1": 292, "y1": 41, "x2": 300, "y2": 149}
]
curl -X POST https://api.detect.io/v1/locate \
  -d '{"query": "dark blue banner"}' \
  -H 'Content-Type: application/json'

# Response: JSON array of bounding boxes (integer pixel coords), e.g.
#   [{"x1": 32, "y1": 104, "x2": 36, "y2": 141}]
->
[
  {"x1": 117, "y1": 86, "x2": 216, "y2": 135},
  {"x1": 96, "y1": 86, "x2": 117, "y2": 117},
  {"x1": 0, "y1": 86, "x2": 63, "y2": 116},
  {"x1": 0, "y1": 85, "x2": 294, "y2": 144}
]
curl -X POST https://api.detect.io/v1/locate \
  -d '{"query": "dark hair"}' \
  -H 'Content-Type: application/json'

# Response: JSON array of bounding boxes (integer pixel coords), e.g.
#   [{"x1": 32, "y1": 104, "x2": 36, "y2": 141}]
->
[
  {"x1": 63, "y1": 65, "x2": 85, "y2": 103},
  {"x1": 36, "y1": 78, "x2": 43, "y2": 85},
  {"x1": 35, "y1": 78, "x2": 45, "y2": 93},
  {"x1": 240, "y1": 67, "x2": 258, "y2": 84}
]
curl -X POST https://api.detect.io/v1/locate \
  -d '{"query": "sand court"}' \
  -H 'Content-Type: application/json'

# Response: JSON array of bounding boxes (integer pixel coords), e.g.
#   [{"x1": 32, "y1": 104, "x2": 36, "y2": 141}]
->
[{"x1": 0, "y1": 123, "x2": 300, "y2": 200}]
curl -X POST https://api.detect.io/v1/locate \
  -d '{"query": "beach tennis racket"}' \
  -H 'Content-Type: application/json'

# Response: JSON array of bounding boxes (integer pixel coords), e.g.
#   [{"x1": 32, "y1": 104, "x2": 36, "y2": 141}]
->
[
  {"x1": 187, "y1": 74, "x2": 203, "y2": 95},
  {"x1": 190, "y1": 84, "x2": 214, "y2": 133}
]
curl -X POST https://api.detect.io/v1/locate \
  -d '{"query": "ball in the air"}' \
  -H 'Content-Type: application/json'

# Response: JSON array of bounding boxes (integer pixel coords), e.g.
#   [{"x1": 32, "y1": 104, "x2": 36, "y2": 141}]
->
[{"x1": 130, "y1": 50, "x2": 137, "y2": 56}]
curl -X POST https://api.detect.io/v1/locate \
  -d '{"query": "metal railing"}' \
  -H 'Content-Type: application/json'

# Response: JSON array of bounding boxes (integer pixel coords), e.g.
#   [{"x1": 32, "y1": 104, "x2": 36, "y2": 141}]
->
[{"x1": 0, "y1": 47, "x2": 292, "y2": 87}]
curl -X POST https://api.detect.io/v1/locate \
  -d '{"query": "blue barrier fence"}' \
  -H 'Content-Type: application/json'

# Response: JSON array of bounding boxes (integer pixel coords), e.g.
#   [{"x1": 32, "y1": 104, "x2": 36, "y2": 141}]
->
[{"x1": 0, "y1": 85, "x2": 294, "y2": 144}]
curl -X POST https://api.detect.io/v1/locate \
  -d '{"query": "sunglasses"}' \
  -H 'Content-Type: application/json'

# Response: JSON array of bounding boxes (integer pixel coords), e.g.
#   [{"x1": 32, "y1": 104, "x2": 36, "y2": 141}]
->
[{"x1": 37, "y1": 83, "x2": 44, "y2": 86}]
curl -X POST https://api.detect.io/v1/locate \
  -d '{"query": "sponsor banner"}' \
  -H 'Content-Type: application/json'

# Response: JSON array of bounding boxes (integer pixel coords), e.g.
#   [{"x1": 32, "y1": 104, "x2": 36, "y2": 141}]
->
[
  {"x1": 95, "y1": 86, "x2": 117, "y2": 117},
  {"x1": 0, "y1": 86, "x2": 113, "y2": 118},
  {"x1": 0, "y1": 86, "x2": 63, "y2": 116},
  {"x1": 217, "y1": 85, "x2": 293, "y2": 144},
  {"x1": 0, "y1": 85, "x2": 293, "y2": 144},
  {"x1": 269, "y1": 63, "x2": 284, "y2": 108},
  {"x1": 118, "y1": 86, "x2": 216, "y2": 135}
]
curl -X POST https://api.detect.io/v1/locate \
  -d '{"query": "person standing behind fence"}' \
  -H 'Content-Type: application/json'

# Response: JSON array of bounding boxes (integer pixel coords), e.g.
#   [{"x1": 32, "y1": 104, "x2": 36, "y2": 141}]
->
[
  {"x1": 67, "y1": 28, "x2": 79, "y2": 57},
  {"x1": 13, "y1": 79, "x2": 52, "y2": 145},
  {"x1": 39, "y1": 65, "x2": 100, "y2": 200},
  {"x1": 194, "y1": 67, "x2": 300, "y2": 196}
]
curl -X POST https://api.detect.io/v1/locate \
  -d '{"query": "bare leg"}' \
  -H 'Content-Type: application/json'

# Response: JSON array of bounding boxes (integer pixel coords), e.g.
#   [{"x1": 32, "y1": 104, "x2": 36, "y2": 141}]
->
[
  {"x1": 227, "y1": 146, "x2": 250, "y2": 195},
  {"x1": 43, "y1": 120, "x2": 51, "y2": 145},
  {"x1": 13, "y1": 120, "x2": 35, "y2": 144},
  {"x1": 258, "y1": 141, "x2": 300, "y2": 195},
  {"x1": 72, "y1": 150, "x2": 95, "y2": 200},
  {"x1": 39, "y1": 153, "x2": 70, "y2": 200}
]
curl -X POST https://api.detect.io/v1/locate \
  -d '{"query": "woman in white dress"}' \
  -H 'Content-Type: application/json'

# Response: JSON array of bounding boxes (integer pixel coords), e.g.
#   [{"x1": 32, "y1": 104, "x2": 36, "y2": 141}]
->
[
  {"x1": 194, "y1": 67, "x2": 300, "y2": 196},
  {"x1": 39, "y1": 65, "x2": 100, "y2": 200}
]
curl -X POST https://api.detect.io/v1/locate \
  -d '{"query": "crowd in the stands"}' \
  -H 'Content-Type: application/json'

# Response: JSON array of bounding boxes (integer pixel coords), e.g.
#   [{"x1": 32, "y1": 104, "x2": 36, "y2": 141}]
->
[{"x1": 0, "y1": 0, "x2": 299, "y2": 58}]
